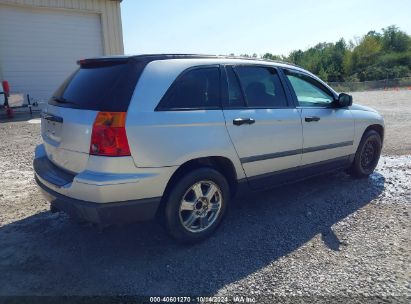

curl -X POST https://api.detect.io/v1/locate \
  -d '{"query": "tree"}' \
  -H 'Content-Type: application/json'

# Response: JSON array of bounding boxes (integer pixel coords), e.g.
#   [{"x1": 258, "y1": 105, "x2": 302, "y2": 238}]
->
[
  {"x1": 352, "y1": 35, "x2": 382, "y2": 70},
  {"x1": 288, "y1": 50, "x2": 304, "y2": 65},
  {"x1": 262, "y1": 53, "x2": 282, "y2": 60},
  {"x1": 381, "y1": 25, "x2": 411, "y2": 52},
  {"x1": 233, "y1": 25, "x2": 411, "y2": 82}
]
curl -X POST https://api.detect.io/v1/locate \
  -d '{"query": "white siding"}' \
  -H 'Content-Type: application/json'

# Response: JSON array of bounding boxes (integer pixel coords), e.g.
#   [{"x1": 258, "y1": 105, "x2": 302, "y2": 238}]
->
[
  {"x1": 0, "y1": 5, "x2": 104, "y2": 99},
  {"x1": 0, "y1": 0, "x2": 123, "y2": 55},
  {"x1": 0, "y1": 0, "x2": 123, "y2": 100}
]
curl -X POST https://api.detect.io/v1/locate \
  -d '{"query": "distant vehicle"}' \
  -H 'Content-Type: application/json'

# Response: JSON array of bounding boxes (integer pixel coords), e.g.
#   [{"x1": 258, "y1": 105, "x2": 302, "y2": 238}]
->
[{"x1": 33, "y1": 55, "x2": 384, "y2": 243}]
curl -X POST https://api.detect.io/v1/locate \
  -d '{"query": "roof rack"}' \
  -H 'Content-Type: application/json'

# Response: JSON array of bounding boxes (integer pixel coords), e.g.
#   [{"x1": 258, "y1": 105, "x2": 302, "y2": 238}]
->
[
  {"x1": 220, "y1": 55, "x2": 303, "y2": 69},
  {"x1": 128, "y1": 54, "x2": 303, "y2": 67},
  {"x1": 82, "y1": 54, "x2": 304, "y2": 69}
]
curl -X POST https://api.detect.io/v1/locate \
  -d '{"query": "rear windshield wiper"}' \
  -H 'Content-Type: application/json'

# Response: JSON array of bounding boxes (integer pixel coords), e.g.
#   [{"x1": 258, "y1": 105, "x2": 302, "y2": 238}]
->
[{"x1": 52, "y1": 96, "x2": 77, "y2": 105}]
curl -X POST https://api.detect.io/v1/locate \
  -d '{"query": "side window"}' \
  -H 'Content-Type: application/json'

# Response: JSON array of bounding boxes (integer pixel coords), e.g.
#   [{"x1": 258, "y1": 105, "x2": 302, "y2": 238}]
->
[
  {"x1": 234, "y1": 66, "x2": 288, "y2": 108},
  {"x1": 157, "y1": 67, "x2": 220, "y2": 110},
  {"x1": 225, "y1": 66, "x2": 246, "y2": 108},
  {"x1": 284, "y1": 70, "x2": 334, "y2": 107}
]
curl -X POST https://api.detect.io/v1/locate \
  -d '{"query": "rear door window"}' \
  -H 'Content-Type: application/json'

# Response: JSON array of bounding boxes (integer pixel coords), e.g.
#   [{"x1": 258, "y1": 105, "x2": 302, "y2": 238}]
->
[
  {"x1": 156, "y1": 67, "x2": 221, "y2": 110},
  {"x1": 50, "y1": 60, "x2": 145, "y2": 112},
  {"x1": 224, "y1": 66, "x2": 246, "y2": 108},
  {"x1": 234, "y1": 66, "x2": 288, "y2": 108}
]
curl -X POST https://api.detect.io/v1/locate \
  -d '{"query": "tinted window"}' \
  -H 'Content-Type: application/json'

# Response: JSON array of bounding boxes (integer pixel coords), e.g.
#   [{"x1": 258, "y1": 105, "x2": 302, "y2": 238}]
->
[
  {"x1": 225, "y1": 67, "x2": 245, "y2": 108},
  {"x1": 50, "y1": 61, "x2": 145, "y2": 112},
  {"x1": 284, "y1": 70, "x2": 334, "y2": 107},
  {"x1": 157, "y1": 67, "x2": 220, "y2": 110},
  {"x1": 234, "y1": 66, "x2": 288, "y2": 108}
]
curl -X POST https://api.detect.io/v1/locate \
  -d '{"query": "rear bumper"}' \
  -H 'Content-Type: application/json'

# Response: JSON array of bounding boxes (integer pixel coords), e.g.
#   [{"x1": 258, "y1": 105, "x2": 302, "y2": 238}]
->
[
  {"x1": 35, "y1": 145, "x2": 175, "y2": 203},
  {"x1": 33, "y1": 144, "x2": 174, "y2": 226},
  {"x1": 35, "y1": 175, "x2": 161, "y2": 225}
]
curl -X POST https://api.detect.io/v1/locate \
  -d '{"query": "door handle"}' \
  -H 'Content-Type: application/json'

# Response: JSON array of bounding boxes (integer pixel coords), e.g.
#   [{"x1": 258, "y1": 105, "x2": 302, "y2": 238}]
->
[
  {"x1": 233, "y1": 118, "x2": 256, "y2": 126},
  {"x1": 305, "y1": 116, "x2": 320, "y2": 122}
]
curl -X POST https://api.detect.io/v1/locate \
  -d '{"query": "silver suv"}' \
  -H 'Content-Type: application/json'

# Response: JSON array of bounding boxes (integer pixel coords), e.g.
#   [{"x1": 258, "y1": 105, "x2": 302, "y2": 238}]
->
[{"x1": 34, "y1": 54, "x2": 384, "y2": 243}]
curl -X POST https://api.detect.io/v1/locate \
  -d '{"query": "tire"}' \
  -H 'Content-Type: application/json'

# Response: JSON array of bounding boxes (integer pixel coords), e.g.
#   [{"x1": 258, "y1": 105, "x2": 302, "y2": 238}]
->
[
  {"x1": 349, "y1": 130, "x2": 382, "y2": 178},
  {"x1": 164, "y1": 167, "x2": 230, "y2": 243}
]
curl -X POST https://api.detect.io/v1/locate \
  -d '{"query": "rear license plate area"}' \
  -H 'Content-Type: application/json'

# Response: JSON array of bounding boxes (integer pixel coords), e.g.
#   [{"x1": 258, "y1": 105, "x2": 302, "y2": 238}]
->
[{"x1": 42, "y1": 113, "x2": 63, "y2": 143}]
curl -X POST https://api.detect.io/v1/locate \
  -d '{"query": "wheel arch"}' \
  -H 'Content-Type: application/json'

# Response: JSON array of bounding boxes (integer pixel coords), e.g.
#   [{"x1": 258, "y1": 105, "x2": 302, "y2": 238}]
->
[
  {"x1": 363, "y1": 124, "x2": 384, "y2": 143},
  {"x1": 165, "y1": 156, "x2": 238, "y2": 197},
  {"x1": 156, "y1": 156, "x2": 239, "y2": 218},
  {"x1": 348, "y1": 123, "x2": 384, "y2": 177}
]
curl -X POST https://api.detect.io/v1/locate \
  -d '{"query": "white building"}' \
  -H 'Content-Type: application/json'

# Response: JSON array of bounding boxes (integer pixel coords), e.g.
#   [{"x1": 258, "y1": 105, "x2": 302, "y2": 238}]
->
[{"x1": 0, "y1": 0, "x2": 124, "y2": 101}]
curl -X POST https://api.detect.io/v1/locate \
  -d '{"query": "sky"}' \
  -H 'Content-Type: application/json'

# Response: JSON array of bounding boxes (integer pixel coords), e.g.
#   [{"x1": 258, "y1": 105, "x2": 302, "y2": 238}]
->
[{"x1": 121, "y1": 0, "x2": 411, "y2": 57}]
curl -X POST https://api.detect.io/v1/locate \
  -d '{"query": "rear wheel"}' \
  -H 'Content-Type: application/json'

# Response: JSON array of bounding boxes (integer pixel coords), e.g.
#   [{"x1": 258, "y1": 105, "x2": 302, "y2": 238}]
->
[
  {"x1": 349, "y1": 130, "x2": 382, "y2": 178},
  {"x1": 164, "y1": 168, "x2": 229, "y2": 243}
]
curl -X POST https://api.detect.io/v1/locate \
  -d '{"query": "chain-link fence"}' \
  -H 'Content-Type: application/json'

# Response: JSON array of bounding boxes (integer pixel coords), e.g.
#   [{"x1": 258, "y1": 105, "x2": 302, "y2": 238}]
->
[{"x1": 329, "y1": 77, "x2": 411, "y2": 92}]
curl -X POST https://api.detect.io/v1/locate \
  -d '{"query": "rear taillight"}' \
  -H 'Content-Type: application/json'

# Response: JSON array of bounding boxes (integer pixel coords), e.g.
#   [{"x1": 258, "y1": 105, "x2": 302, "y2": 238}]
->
[{"x1": 90, "y1": 112, "x2": 131, "y2": 156}]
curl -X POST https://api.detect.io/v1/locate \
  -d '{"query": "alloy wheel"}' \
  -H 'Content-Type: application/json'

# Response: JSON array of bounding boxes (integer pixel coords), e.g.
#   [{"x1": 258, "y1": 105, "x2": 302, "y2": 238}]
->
[{"x1": 178, "y1": 180, "x2": 223, "y2": 233}]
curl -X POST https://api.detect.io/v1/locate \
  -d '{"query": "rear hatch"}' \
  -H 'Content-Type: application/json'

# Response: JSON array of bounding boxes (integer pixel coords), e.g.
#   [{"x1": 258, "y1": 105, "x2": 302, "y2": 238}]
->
[{"x1": 42, "y1": 57, "x2": 146, "y2": 173}]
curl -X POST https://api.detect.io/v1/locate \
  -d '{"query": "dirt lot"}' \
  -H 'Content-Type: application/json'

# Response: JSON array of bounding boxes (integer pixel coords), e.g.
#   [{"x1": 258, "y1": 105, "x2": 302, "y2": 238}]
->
[
  {"x1": 351, "y1": 90, "x2": 411, "y2": 156},
  {"x1": 0, "y1": 90, "x2": 410, "y2": 302}
]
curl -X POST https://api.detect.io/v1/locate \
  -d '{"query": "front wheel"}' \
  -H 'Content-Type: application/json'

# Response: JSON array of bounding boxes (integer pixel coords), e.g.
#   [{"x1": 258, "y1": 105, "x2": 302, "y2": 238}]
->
[
  {"x1": 164, "y1": 168, "x2": 229, "y2": 243},
  {"x1": 349, "y1": 130, "x2": 382, "y2": 178}
]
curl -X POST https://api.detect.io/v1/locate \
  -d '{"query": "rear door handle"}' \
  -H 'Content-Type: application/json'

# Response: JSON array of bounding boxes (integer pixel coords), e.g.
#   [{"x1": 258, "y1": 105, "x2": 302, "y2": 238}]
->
[
  {"x1": 233, "y1": 118, "x2": 256, "y2": 126},
  {"x1": 305, "y1": 116, "x2": 320, "y2": 122}
]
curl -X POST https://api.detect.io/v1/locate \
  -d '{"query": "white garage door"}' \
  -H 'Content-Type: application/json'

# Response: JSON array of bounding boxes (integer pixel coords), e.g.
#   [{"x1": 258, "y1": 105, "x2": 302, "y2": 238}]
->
[{"x1": 0, "y1": 5, "x2": 104, "y2": 101}]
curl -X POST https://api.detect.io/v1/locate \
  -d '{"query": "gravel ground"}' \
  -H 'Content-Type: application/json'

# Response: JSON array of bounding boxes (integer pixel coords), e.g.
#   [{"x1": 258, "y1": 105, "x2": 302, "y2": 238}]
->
[
  {"x1": 351, "y1": 90, "x2": 411, "y2": 156},
  {"x1": 0, "y1": 90, "x2": 410, "y2": 302}
]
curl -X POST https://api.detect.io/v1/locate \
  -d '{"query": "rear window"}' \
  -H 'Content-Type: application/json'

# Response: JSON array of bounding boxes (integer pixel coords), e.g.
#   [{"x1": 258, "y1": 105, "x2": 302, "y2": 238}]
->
[{"x1": 50, "y1": 60, "x2": 145, "y2": 112}]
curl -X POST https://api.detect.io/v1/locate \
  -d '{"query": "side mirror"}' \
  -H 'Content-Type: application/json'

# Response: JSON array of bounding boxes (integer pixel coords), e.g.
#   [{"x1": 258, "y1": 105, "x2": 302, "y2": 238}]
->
[{"x1": 337, "y1": 93, "x2": 352, "y2": 107}]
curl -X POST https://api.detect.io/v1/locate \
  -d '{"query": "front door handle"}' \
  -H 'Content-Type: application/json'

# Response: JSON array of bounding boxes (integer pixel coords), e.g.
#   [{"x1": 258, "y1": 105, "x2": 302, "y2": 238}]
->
[
  {"x1": 305, "y1": 116, "x2": 320, "y2": 122},
  {"x1": 233, "y1": 118, "x2": 256, "y2": 126}
]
